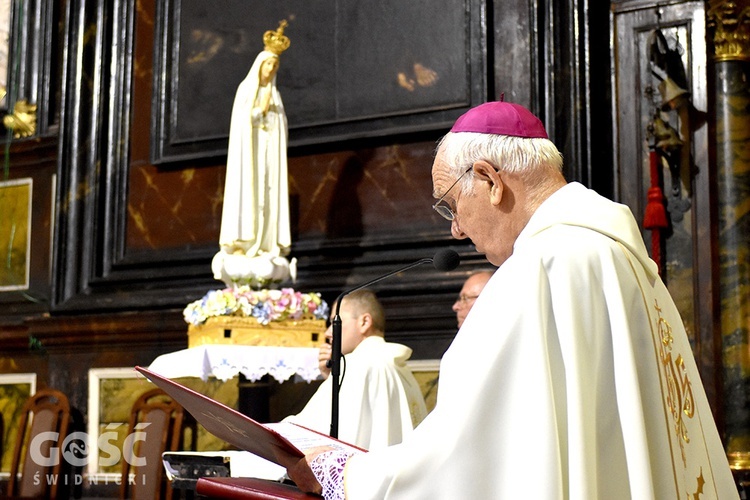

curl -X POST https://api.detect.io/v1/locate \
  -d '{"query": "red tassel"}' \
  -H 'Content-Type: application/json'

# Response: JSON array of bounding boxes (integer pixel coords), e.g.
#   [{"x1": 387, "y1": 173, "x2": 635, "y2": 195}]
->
[
  {"x1": 643, "y1": 149, "x2": 666, "y2": 278},
  {"x1": 644, "y1": 186, "x2": 669, "y2": 228},
  {"x1": 643, "y1": 151, "x2": 668, "y2": 229}
]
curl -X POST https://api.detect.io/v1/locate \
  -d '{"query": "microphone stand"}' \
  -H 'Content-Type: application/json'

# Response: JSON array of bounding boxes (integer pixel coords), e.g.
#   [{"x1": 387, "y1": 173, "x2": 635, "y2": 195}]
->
[{"x1": 329, "y1": 257, "x2": 432, "y2": 438}]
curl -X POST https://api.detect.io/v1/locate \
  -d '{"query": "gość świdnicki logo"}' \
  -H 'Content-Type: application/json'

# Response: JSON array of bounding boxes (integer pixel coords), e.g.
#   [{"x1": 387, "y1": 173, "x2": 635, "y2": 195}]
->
[{"x1": 29, "y1": 423, "x2": 152, "y2": 488}]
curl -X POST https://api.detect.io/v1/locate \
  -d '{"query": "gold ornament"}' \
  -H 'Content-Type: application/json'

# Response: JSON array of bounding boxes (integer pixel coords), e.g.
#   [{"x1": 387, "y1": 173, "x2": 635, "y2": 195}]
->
[
  {"x1": 3, "y1": 99, "x2": 37, "y2": 138},
  {"x1": 263, "y1": 20, "x2": 290, "y2": 56},
  {"x1": 707, "y1": 0, "x2": 750, "y2": 62}
]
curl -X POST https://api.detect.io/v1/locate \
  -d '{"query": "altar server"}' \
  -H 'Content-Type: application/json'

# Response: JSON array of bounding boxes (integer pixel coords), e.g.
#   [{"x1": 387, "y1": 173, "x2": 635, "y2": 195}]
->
[{"x1": 284, "y1": 289, "x2": 427, "y2": 451}]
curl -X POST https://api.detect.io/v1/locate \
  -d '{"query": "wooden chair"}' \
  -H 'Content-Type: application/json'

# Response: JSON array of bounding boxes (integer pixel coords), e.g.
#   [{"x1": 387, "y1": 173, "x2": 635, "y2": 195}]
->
[
  {"x1": 8, "y1": 388, "x2": 71, "y2": 499},
  {"x1": 119, "y1": 388, "x2": 185, "y2": 500}
]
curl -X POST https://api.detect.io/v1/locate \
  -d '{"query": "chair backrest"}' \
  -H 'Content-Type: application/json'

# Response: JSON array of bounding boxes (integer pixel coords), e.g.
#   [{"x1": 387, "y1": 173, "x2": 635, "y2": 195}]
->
[
  {"x1": 8, "y1": 388, "x2": 71, "y2": 499},
  {"x1": 120, "y1": 388, "x2": 185, "y2": 500}
]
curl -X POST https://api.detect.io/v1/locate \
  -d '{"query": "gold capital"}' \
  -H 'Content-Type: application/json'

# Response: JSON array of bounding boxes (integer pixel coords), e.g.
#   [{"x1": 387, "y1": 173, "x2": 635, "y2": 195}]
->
[{"x1": 707, "y1": 0, "x2": 750, "y2": 61}]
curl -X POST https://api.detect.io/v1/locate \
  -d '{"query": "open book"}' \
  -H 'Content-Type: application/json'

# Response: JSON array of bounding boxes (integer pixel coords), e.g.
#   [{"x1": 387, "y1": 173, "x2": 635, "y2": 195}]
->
[{"x1": 134, "y1": 366, "x2": 365, "y2": 475}]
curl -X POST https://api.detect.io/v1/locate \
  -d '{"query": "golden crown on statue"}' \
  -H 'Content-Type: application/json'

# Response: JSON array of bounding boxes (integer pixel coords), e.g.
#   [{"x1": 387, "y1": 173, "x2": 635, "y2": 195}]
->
[{"x1": 263, "y1": 20, "x2": 291, "y2": 55}]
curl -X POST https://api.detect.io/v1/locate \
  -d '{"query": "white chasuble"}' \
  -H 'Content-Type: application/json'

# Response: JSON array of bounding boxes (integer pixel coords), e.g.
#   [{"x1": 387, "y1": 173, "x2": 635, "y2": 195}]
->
[
  {"x1": 284, "y1": 336, "x2": 428, "y2": 451},
  {"x1": 344, "y1": 183, "x2": 737, "y2": 499}
]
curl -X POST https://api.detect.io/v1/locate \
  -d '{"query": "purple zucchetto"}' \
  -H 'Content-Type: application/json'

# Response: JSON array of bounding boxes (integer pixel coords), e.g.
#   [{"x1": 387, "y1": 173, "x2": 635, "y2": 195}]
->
[{"x1": 450, "y1": 101, "x2": 548, "y2": 139}]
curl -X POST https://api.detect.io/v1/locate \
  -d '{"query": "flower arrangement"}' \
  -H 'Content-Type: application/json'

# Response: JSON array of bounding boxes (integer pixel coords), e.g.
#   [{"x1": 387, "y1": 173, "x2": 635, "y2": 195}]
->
[{"x1": 183, "y1": 286, "x2": 330, "y2": 326}]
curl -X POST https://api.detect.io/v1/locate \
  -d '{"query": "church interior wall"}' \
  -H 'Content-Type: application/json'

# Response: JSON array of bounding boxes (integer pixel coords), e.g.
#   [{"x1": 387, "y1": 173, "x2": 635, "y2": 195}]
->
[{"x1": 1, "y1": 0, "x2": 745, "y2": 495}]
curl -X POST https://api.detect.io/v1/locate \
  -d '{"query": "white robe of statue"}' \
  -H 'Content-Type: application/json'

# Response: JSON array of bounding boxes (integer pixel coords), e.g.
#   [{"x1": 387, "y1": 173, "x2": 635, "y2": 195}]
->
[{"x1": 213, "y1": 50, "x2": 292, "y2": 287}]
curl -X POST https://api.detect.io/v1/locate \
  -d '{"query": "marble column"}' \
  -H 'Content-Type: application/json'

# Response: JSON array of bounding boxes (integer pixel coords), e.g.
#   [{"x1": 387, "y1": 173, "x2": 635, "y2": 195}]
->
[{"x1": 708, "y1": 0, "x2": 750, "y2": 472}]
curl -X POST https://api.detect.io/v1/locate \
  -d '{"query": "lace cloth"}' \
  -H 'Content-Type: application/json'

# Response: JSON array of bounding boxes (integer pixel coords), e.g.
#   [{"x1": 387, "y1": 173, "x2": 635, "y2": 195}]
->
[
  {"x1": 148, "y1": 345, "x2": 321, "y2": 382},
  {"x1": 310, "y1": 449, "x2": 362, "y2": 500}
]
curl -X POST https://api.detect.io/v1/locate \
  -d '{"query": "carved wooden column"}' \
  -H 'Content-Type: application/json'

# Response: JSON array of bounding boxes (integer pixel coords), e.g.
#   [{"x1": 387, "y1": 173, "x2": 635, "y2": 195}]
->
[{"x1": 707, "y1": 0, "x2": 750, "y2": 474}]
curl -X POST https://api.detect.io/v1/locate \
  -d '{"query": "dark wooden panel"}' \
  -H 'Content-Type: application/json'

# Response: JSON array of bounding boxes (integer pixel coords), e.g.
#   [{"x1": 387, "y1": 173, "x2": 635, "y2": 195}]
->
[
  {"x1": 151, "y1": 0, "x2": 487, "y2": 162},
  {"x1": 53, "y1": 0, "x2": 229, "y2": 311},
  {"x1": 5, "y1": 0, "x2": 62, "y2": 133},
  {"x1": 289, "y1": 140, "x2": 446, "y2": 246},
  {"x1": 0, "y1": 323, "x2": 31, "y2": 351}
]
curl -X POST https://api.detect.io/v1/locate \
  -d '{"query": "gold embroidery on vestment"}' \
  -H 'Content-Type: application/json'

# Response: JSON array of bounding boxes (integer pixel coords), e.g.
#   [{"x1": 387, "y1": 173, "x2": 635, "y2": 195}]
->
[
  {"x1": 655, "y1": 299, "x2": 695, "y2": 467},
  {"x1": 690, "y1": 468, "x2": 705, "y2": 499}
]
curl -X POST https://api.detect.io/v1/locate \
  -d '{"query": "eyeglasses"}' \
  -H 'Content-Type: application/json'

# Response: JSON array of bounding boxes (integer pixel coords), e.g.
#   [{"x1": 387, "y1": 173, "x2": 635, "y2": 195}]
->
[
  {"x1": 454, "y1": 294, "x2": 479, "y2": 304},
  {"x1": 432, "y1": 166, "x2": 473, "y2": 221}
]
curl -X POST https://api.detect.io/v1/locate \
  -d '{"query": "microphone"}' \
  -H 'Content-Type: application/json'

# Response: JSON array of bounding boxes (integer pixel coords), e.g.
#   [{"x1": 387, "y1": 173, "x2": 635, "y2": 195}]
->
[
  {"x1": 324, "y1": 248, "x2": 459, "y2": 370},
  {"x1": 432, "y1": 248, "x2": 461, "y2": 272},
  {"x1": 329, "y1": 249, "x2": 460, "y2": 438}
]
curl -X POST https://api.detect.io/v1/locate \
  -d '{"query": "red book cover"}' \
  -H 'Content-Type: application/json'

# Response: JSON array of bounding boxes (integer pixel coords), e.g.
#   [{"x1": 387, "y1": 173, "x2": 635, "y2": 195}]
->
[
  {"x1": 134, "y1": 366, "x2": 364, "y2": 469},
  {"x1": 196, "y1": 476, "x2": 322, "y2": 499}
]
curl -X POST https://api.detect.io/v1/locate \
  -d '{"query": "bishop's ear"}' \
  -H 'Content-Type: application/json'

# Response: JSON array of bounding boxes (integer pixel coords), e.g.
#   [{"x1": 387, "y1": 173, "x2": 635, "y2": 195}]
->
[{"x1": 472, "y1": 161, "x2": 504, "y2": 206}]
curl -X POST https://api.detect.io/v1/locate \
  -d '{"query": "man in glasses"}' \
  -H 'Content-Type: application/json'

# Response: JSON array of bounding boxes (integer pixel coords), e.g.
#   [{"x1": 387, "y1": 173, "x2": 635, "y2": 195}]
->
[
  {"x1": 453, "y1": 270, "x2": 494, "y2": 329},
  {"x1": 287, "y1": 101, "x2": 738, "y2": 499}
]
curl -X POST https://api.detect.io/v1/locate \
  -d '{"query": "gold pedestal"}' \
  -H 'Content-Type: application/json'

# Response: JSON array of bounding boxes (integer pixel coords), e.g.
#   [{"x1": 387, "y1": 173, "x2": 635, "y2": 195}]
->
[{"x1": 187, "y1": 316, "x2": 326, "y2": 348}]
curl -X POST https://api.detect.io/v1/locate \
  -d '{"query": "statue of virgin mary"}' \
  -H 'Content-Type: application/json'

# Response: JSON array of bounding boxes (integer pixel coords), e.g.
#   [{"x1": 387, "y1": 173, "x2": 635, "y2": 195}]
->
[{"x1": 212, "y1": 21, "x2": 296, "y2": 288}]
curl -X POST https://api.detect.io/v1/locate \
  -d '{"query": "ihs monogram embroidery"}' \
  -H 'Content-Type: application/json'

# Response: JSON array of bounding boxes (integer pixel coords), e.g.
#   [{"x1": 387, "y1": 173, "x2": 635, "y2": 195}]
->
[{"x1": 655, "y1": 299, "x2": 695, "y2": 467}]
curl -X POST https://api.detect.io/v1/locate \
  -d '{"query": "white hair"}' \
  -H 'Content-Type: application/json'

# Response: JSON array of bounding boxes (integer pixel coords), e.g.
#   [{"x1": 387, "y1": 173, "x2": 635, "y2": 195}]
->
[{"x1": 437, "y1": 132, "x2": 564, "y2": 195}]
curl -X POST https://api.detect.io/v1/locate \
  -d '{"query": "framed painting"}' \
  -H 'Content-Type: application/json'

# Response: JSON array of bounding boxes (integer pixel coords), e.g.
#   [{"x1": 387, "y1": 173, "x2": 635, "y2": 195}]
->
[
  {"x1": 0, "y1": 372, "x2": 37, "y2": 474},
  {"x1": 0, "y1": 177, "x2": 31, "y2": 291},
  {"x1": 151, "y1": 0, "x2": 487, "y2": 163},
  {"x1": 86, "y1": 368, "x2": 239, "y2": 478},
  {"x1": 407, "y1": 359, "x2": 440, "y2": 413}
]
